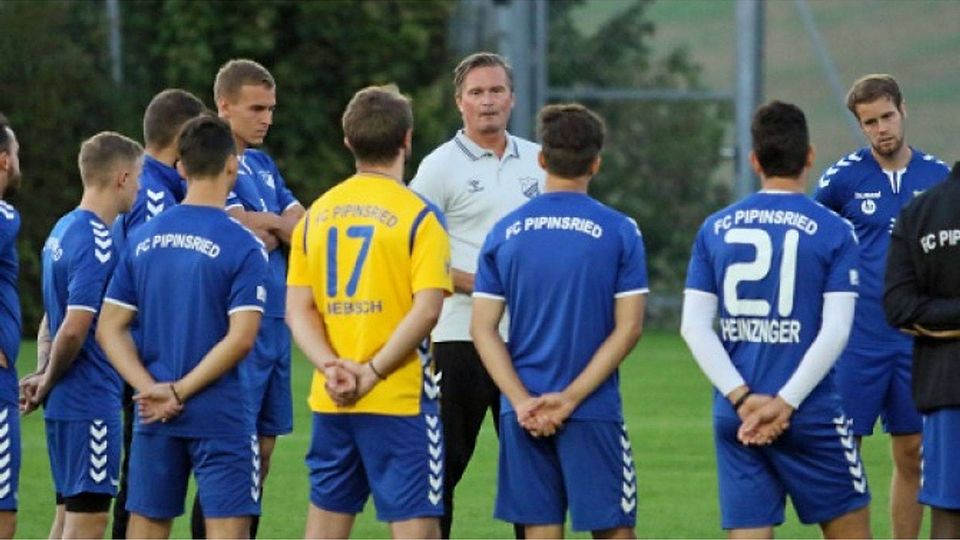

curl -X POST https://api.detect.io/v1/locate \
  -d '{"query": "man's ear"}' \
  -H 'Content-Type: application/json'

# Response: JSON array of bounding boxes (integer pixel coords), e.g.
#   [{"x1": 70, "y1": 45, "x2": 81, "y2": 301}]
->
[{"x1": 748, "y1": 150, "x2": 764, "y2": 177}]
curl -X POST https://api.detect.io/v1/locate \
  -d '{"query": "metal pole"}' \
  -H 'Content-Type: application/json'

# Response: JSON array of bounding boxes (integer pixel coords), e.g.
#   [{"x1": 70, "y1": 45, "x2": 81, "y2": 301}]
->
[
  {"x1": 794, "y1": 0, "x2": 861, "y2": 140},
  {"x1": 106, "y1": 0, "x2": 123, "y2": 85},
  {"x1": 735, "y1": 0, "x2": 763, "y2": 199},
  {"x1": 532, "y1": 0, "x2": 548, "y2": 129},
  {"x1": 497, "y1": 0, "x2": 533, "y2": 139}
]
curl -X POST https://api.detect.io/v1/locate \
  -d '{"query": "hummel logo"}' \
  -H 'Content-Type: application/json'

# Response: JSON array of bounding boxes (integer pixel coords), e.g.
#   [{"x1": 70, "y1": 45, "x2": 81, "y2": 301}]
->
[
  {"x1": 90, "y1": 469, "x2": 106, "y2": 483},
  {"x1": 95, "y1": 250, "x2": 112, "y2": 264},
  {"x1": 146, "y1": 190, "x2": 165, "y2": 203}
]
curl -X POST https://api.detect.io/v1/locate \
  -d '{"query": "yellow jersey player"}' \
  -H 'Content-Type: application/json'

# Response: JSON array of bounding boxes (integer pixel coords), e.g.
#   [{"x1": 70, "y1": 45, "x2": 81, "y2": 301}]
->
[{"x1": 286, "y1": 85, "x2": 451, "y2": 539}]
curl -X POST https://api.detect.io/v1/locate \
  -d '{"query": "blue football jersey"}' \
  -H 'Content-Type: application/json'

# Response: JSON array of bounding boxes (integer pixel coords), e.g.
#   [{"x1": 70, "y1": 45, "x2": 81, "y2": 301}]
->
[
  {"x1": 112, "y1": 154, "x2": 186, "y2": 256},
  {"x1": 226, "y1": 149, "x2": 299, "y2": 319},
  {"x1": 474, "y1": 192, "x2": 649, "y2": 422},
  {"x1": 41, "y1": 209, "x2": 121, "y2": 420},
  {"x1": 104, "y1": 205, "x2": 268, "y2": 437},
  {"x1": 0, "y1": 201, "x2": 19, "y2": 407},
  {"x1": 685, "y1": 191, "x2": 860, "y2": 421},
  {"x1": 815, "y1": 147, "x2": 948, "y2": 348}
]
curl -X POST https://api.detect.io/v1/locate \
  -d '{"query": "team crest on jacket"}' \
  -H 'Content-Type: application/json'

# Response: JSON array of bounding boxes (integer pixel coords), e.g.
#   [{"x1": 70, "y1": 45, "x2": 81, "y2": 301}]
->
[{"x1": 519, "y1": 176, "x2": 540, "y2": 199}]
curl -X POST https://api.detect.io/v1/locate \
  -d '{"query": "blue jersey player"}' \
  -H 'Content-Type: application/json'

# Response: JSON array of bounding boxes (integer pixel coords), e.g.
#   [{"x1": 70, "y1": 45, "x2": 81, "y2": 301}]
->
[
  {"x1": 209, "y1": 59, "x2": 304, "y2": 538},
  {"x1": 814, "y1": 74, "x2": 949, "y2": 538},
  {"x1": 472, "y1": 104, "x2": 647, "y2": 538},
  {"x1": 21, "y1": 133, "x2": 143, "y2": 539},
  {"x1": 97, "y1": 116, "x2": 267, "y2": 540},
  {"x1": 0, "y1": 114, "x2": 22, "y2": 540},
  {"x1": 108, "y1": 88, "x2": 205, "y2": 540},
  {"x1": 681, "y1": 101, "x2": 870, "y2": 538}
]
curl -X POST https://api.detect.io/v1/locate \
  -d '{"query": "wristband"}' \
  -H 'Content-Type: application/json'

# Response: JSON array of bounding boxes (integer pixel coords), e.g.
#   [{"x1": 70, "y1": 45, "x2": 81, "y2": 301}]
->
[
  {"x1": 732, "y1": 390, "x2": 753, "y2": 412},
  {"x1": 170, "y1": 383, "x2": 183, "y2": 405},
  {"x1": 368, "y1": 361, "x2": 386, "y2": 381}
]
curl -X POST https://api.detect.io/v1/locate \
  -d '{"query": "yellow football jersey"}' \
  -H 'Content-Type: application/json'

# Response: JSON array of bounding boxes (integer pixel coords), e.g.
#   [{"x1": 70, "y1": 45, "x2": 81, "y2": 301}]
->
[{"x1": 288, "y1": 173, "x2": 452, "y2": 415}]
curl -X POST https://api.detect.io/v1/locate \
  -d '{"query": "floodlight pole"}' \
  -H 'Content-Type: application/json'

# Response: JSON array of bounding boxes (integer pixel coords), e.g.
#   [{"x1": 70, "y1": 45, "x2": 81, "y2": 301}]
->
[
  {"x1": 735, "y1": 0, "x2": 764, "y2": 199},
  {"x1": 106, "y1": 0, "x2": 123, "y2": 85}
]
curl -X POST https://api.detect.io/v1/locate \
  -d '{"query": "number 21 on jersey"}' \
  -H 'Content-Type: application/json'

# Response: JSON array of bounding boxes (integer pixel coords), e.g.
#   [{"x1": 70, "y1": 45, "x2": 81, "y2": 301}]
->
[{"x1": 722, "y1": 228, "x2": 799, "y2": 317}]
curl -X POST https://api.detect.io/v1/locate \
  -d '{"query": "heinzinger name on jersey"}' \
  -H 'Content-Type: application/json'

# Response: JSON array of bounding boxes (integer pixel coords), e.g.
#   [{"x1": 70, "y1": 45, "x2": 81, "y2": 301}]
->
[{"x1": 711, "y1": 208, "x2": 828, "y2": 345}]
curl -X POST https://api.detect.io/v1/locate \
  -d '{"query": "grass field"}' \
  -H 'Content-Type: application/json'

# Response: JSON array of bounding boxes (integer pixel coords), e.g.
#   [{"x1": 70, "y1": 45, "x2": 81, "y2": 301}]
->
[{"x1": 13, "y1": 331, "x2": 917, "y2": 538}]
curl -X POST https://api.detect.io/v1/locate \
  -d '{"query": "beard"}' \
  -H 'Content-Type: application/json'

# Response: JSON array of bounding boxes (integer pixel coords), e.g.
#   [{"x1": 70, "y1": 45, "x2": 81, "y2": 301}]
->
[{"x1": 872, "y1": 135, "x2": 904, "y2": 158}]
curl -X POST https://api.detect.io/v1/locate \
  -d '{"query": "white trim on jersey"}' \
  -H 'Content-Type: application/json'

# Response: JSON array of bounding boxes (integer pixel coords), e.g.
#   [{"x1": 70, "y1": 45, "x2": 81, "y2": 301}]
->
[
  {"x1": 225, "y1": 203, "x2": 244, "y2": 212},
  {"x1": 472, "y1": 292, "x2": 505, "y2": 301},
  {"x1": 778, "y1": 292, "x2": 856, "y2": 408},
  {"x1": 66, "y1": 305, "x2": 98, "y2": 313},
  {"x1": 103, "y1": 298, "x2": 138, "y2": 312},
  {"x1": 282, "y1": 201, "x2": 302, "y2": 213},
  {"x1": 227, "y1": 305, "x2": 265, "y2": 315},
  {"x1": 614, "y1": 288, "x2": 649, "y2": 298},
  {"x1": 680, "y1": 289, "x2": 746, "y2": 397}
]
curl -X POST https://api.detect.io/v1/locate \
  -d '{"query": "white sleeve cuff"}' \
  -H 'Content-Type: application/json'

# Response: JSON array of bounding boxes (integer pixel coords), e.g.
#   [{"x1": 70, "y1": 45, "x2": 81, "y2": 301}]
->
[
  {"x1": 778, "y1": 293, "x2": 855, "y2": 408},
  {"x1": 680, "y1": 289, "x2": 745, "y2": 396}
]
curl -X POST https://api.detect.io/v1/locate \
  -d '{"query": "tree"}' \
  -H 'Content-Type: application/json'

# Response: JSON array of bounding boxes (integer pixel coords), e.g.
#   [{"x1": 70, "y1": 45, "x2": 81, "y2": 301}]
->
[
  {"x1": 549, "y1": 0, "x2": 730, "y2": 323},
  {"x1": 0, "y1": 0, "x2": 458, "y2": 333}
]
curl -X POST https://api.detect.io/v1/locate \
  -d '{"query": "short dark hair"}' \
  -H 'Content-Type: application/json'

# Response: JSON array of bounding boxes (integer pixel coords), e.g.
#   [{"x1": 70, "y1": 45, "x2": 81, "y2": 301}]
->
[
  {"x1": 143, "y1": 89, "x2": 206, "y2": 149},
  {"x1": 751, "y1": 100, "x2": 810, "y2": 178},
  {"x1": 453, "y1": 52, "x2": 513, "y2": 97},
  {"x1": 78, "y1": 132, "x2": 144, "y2": 187},
  {"x1": 214, "y1": 59, "x2": 275, "y2": 102},
  {"x1": 846, "y1": 74, "x2": 903, "y2": 119},
  {"x1": 0, "y1": 113, "x2": 11, "y2": 153},
  {"x1": 177, "y1": 115, "x2": 236, "y2": 179},
  {"x1": 537, "y1": 103, "x2": 605, "y2": 178},
  {"x1": 342, "y1": 85, "x2": 412, "y2": 165}
]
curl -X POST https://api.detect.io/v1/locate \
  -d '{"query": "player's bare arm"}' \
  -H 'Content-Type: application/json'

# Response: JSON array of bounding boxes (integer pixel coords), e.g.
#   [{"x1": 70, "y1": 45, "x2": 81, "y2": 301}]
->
[
  {"x1": 35, "y1": 313, "x2": 51, "y2": 371},
  {"x1": 227, "y1": 206, "x2": 281, "y2": 251},
  {"x1": 98, "y1": 300, "x2": 179, "y2": 436},
  {"x1": 536, "y1": 294, "x2": 645, "y2": 436},
  {"x1": 174, "y1": 310, "x2": 261, "y2": 402},
  {"x1": 335, "y1": 288, "x2": 446, "y2": 405},
  {"x1": 470, "y1": 296, "x2": 544, "y2": 431},
  {"x1": 285, "y1": 286, "x2": 356, "y2": 404},
  {"x1": 97, "y1": 303, "x2": 162, "y2": 396},
  {"x1": 274, "y1": 203, "x2": 305, "y2": 245},
  {"x1": 285, "y1": 286, "x2": 340, "y2": 371},
  {"x1": 22, "y1": 308, "x2": 96, "y2": 414},
  {"x1": 451, "y1": 268, "x2": 475, "y2": 294}
]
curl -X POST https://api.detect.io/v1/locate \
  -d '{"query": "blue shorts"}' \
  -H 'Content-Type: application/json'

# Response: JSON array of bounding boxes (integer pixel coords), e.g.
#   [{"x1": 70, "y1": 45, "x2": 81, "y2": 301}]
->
[
  {"x1": 127, "y1": 432, "x2": 260, "y2": 519},
  {"x1": 714, "y1": 414, "x2": 871, "y2": 529},
  {"x1": 496, "y1": 414, "x2": 637, "y2": 532},
  {"x1": 241, "y1": 317, "x2": 293, "y2": 436},
  {"x1": 920, "y1": 408, "x2": 960, "y2": 510},
  {"x1": 0, "y1": 405, "x2": 19, "y2": 511},
  {"x1": 306, "y1": 412, "x2": 443, "y2": 522},
  {"x1": 45, "y1": 417, "x2": 120, "y2": 498},
  {"x1": 834, "y1": 346, "x2": 921, "y2": 436}
]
